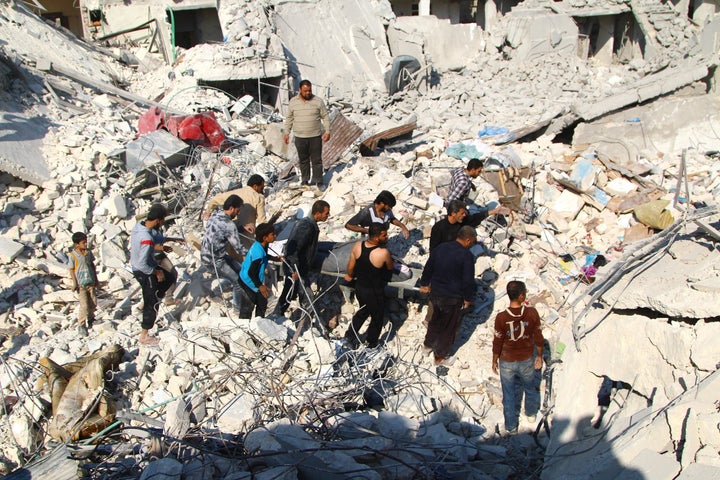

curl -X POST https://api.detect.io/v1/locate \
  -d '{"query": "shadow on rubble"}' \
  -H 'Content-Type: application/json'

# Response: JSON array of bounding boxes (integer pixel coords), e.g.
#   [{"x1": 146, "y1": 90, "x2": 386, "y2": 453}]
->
[
  {"x1": 1, "y1": 273, "x2": 51, "y2": 316},
  {"x1": 387, "y1": 228, "x2": 424, "y2": 260},
  {"x1": 0, "y1": 111, "x2": 52, "y2": 142},
  {"x1": 451, "y1": 284, "x2": 497, "y2": 357},
  {"x1": 543, "y1": 415, "x2": 643, "y2": 479}
]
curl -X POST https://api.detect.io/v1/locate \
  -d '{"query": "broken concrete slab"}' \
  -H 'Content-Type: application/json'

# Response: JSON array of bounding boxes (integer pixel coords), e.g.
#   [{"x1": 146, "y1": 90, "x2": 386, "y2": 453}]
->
[
  {"x1": 125, "y1": 130, "x2": 190, "y2": 173},
  {"x1": 0, "y1": 237, "x2": 24, "y2": 264},
  {"x1": 0, "y1": 111, "x2": 51, "y2": 185}
]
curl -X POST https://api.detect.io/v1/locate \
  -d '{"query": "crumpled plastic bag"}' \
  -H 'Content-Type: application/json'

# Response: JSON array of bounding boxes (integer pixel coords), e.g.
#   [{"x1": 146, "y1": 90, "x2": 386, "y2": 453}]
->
[{"x1": 633, "y1": 199, "x2": 675, "y2": 230}]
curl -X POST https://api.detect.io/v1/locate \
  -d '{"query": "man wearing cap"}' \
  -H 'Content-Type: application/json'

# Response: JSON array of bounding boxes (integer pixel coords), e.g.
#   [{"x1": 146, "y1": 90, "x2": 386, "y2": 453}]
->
[
  {"x1": 238, "y1": 223, "x2": 281, "y2": 319},
  {"x1": 201, "y1": 195, "x2": 247, "y2": 314},
  {"x1": 130, "y1": 203, "x2": 177, "y2": 346},
  {"x1": 283, "y1": 80, "x2": 331, "y2": 187}
]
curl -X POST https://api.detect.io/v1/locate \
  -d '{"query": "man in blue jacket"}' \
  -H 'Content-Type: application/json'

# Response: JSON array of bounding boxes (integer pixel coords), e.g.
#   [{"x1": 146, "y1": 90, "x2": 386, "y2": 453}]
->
[{"x1": 238, "y1": 223, "x2": 280, "y2": 319}]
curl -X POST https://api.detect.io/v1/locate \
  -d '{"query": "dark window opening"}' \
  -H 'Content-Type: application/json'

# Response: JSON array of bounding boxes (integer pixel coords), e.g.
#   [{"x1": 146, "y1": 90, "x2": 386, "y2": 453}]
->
[
  {"x1": 198, "y1": 77, "x2": 283, "y2": 111},
  {"x1": 42, "y1": 12, "x2": 69, "y2": 29},
  {"x1": 412, "y1": 3, "x2": 419, "y2": 15},
  {"x1": 167, "y1": 7, "x2": 223, "y2": 49},
  {"x1": 89, "y1": 9, "x2": 103, "y2": 26}
]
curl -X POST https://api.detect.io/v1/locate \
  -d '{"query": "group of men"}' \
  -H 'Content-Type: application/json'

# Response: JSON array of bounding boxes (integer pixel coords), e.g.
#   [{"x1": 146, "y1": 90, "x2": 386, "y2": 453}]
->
[{"x1": 125, "y1": 78, "x2": 541, "y2": 433}]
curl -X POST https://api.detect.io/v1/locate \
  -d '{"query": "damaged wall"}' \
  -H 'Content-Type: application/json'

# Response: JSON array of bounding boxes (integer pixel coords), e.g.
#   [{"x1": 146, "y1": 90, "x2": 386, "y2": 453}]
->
[
  {"x1": 387, "y1": 15, "x2": 486, "y2": 71},
  {"x1": 271, "y1": 0, "x2": 395, "y2": 102}
]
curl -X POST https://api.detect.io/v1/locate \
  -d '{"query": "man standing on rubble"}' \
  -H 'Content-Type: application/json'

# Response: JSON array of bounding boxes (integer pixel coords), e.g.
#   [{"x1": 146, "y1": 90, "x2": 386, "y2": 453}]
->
[
  {"x1": 492, "y1": 280, "x2": 544, "y2": 434},
  {"x1": 201, "y1": 195, "x2": 247, "y2": 314},
  {"x1": 345, "y1": 190, "x2": 410, "y2": 240},
  {"x1": 343, "y1": 223, "x2": 394, "y2": 349},
  {"x1": 419, "y1": 226, "x2": 477, "y2": 365},
  {"x1": 238, "y1": 223, "x2": 281, "y2": 319},
  {"x1": 429, "y1": 200, "x2": 509, "y2": 251},
  {"x1": 130, "y1": 203, "x2": 178, "y2": 346},
  {"x1": 273, "y1": 200, "x2": 331, "y2": 317},
  {"x1": 284, "y1": 80, "x2": 331, "y2": 188}
]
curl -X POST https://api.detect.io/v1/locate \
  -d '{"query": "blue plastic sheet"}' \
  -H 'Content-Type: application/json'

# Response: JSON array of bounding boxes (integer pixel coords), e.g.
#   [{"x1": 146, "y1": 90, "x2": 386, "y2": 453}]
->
[{"x1": 477, "y1": 125, "x2": 509, "y2": 137}]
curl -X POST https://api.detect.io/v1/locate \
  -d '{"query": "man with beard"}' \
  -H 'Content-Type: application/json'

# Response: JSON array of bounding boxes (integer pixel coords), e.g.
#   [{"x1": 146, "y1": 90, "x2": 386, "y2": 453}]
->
[
  {"x1": 284, "y1": 80, "x2": 331, "y2": 188},
  {"x1": 343, "y1": 223, "x2": 394, "y2": 349}
]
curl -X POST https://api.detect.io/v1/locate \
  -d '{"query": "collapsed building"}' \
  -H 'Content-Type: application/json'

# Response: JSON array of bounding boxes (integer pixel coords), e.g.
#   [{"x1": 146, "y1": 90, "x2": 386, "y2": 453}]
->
[{"x1": 1, "y1": 0, "x2": 720, "y2": 478}]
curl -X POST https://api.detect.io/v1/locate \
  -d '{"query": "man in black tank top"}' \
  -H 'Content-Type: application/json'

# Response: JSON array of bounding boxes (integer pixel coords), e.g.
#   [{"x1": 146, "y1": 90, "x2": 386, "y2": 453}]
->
[{"x1": 343, "y1": 223, "x2": 394, "y2": 348}]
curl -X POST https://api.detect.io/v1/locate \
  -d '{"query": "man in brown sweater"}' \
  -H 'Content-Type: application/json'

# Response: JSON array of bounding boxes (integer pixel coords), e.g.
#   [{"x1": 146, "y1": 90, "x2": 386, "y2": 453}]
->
[{"x1": 492, "y1": 280, "x2": 544, "y2": 434}]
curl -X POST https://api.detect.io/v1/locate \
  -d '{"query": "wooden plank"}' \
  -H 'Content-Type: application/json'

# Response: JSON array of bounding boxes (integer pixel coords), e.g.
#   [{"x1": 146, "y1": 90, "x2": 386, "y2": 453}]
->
[{"x1": 695, "y1": 219, "x2": 720, "y2": 241}]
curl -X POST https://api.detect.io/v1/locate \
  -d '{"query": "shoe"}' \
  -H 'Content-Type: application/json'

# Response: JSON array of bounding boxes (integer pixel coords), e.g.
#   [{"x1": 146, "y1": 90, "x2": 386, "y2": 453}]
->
[
  {"x1": 139, "y1": 335, "x2": 159, "y2": 346},
  {"x1": 77, "y1": 324, "x2": 88, "y2": 337},
  {"x1": 422, "y1": 344, "x2": 433, "y2": 355},
  {"x1": 526, "y1": 414, "x2": 537, "y2": 423},
  {"x1": 434, "y1": 355, "x2": 455, "y2": 366},
  {"x1": 504, "y1": 427, "x2": 518, "y2": 435}
]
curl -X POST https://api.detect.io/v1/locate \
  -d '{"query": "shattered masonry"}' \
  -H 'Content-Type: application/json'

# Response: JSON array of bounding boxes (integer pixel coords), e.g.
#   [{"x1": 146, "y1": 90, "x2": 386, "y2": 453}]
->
[{"x1": 1, "y1": 0, "x2": 720, "y2": 479}]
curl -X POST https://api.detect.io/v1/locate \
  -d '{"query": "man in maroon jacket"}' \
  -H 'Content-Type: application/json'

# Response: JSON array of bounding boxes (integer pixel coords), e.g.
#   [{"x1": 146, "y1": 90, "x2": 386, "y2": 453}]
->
[{"x1": 492, "y1": 280, "x2": 544, "y2": 434}]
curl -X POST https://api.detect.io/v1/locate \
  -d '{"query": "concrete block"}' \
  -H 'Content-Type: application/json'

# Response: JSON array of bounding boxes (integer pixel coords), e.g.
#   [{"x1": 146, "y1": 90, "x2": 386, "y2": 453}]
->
[
  {"x1": 106, "y1": 194, "x2": 128, "y2": 219},
  {"x1": 551, "y1": 189, "x2": 584, "y2": 220},
  {"x1": 616, "y1": 449, "x2": 679, "y2": 480},
  {"x1": 126, "y1": 130, "x2": 190, "y2": 173},
  {"x1": 249, "y1": 317, "x2": 288, "y2": 344},
  {"x1": 0, "y1": 237, "x2": 24, "y2": 263},
  {"x1": 139, "y1": 458, "x2": 183, "y2": 480}
]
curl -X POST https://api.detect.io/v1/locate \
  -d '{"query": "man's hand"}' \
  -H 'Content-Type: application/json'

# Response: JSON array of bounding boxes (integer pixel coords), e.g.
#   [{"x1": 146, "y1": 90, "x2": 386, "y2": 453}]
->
[
  {"x1": 322, "y1": 132, "x2": 330, "y2": 142},
  {"x1": 72, "y1": 283, "x2": 79, "y2": 293},
  {"x1": 291, "y1": 272, "x2": 299, "y2": 281},
  {"x1": 490, "y1": 206, "x2": 511, "y2": 216},
  {"x1": 284, "y1": 134, "x2": 290, "y2": 144},
  {"x1": 418, "y1": 285, "x2": 430, "y2": 294},
  {"x1": 534, "y1": 355, "x2": 543, "y2": 370},
  {"x1": 343, "y1": 273, "x2": 353, "y2": 282},
  {"x1": 463, "y1": 300, "x2": 472, "y2": 309},
  {"x1": 492, "y1": 359, "x2": 499, "y2": 375},
  {"x1": 400, "y1": 225, "x2": 410, "y2": 239},
  {"x1": 155, "y1": 269, "x2": 165, "y2": 282},
  {"x1": 259, "y1": 285, "x2": 269, "y2": 298}
]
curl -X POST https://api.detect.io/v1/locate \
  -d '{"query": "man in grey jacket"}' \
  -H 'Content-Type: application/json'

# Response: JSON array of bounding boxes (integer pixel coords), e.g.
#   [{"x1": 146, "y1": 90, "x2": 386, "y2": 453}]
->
[
  {"x1": 273, "y1": 200, "x2": 330, "y2": 317},
  {"x1": 130, "y1": 203, "x2": 177, "y2": 345}
]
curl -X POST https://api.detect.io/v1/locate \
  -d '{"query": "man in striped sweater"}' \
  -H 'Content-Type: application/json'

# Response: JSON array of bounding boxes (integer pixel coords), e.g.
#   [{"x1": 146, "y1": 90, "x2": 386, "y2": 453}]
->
[{"x1": 284, "y1": 80, "x2": 331, "y2": 188}]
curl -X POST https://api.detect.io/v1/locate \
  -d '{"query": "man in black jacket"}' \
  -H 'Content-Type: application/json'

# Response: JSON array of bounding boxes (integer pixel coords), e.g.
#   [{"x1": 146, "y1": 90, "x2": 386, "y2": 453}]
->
[
  {"x1": 273, "y1": 200, "x2": 330, "y2": 317},
  {"x1": 429, "y1": 200, "x2": 509, "y2": 252},
  {"x1": 419, "y1": 226, "x2": 478, "y2": 365}
]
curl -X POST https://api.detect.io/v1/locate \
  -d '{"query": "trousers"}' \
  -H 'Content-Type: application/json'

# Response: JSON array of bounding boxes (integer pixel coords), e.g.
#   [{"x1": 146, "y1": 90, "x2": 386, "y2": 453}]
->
[
  {"x1": 423, "y1": 294, "x2": 464, "y2": 359},
  {"x1": 345, "y1": 285, "x2": 386, "y2": 347},
  {"x1": 294, "y1": 135, "x2": 323, "y2": 185},
  {"x1": 133, "y1": 269, "x2": 176, "y2": 330}
]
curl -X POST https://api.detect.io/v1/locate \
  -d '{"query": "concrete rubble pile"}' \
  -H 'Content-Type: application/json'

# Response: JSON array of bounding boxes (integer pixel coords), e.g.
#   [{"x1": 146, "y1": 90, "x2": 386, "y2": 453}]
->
[{"x1": 0, "y1": 0, "x2": 719, "y2": 478}]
